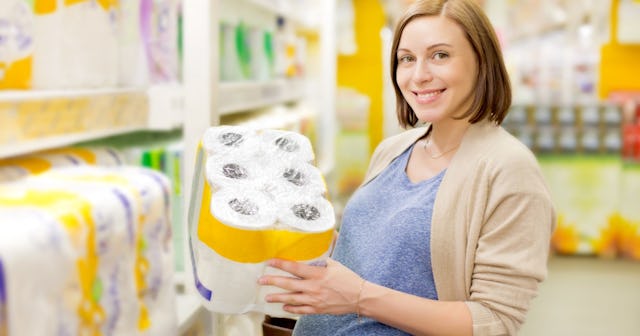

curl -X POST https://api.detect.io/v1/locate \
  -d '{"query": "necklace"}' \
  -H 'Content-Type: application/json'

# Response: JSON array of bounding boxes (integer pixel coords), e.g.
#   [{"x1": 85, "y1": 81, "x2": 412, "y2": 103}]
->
[{"x1": 421, "y1": 136, "x2": 460, "y2": 159}]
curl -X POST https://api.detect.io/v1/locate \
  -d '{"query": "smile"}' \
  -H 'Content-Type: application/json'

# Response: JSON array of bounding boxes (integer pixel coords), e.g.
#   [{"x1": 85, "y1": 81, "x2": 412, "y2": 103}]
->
[
  {"x1": 413, "y1": 89, "x2": 445, "y2": 102},
  {"x1": 416, "y1": 90, "x2": 443, "y2": 98}
]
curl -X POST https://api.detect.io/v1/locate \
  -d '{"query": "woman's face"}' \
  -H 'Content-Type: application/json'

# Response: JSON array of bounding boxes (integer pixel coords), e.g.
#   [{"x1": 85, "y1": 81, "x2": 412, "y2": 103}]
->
[{"x1": 395, "y1": 15, "x2": 478, "y2": 124}]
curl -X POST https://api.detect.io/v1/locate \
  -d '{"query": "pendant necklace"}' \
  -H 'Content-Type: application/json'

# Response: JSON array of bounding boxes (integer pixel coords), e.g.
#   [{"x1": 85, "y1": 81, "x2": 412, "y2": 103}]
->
[{"x1": 421, "y1": 135, "x2": 460, "y2": 159}]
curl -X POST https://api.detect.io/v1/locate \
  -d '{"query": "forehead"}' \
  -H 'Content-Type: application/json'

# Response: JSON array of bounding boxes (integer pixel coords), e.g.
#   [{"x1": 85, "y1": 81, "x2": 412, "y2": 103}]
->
[{"x1": 398, "y1": 15, "x2": 468, "y2": 49}]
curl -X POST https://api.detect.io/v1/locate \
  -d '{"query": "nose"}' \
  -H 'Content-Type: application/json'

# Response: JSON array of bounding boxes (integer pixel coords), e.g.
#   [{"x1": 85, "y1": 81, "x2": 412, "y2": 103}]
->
[{"x1": 412, "y1": 60, "x2": 433, "y2": 83}]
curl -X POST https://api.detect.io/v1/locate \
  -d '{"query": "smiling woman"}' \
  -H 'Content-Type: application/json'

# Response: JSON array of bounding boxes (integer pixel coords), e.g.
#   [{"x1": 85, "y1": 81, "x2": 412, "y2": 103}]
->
[{"x1": 258, "y1": 1, "x2": 555, "y2": 335}]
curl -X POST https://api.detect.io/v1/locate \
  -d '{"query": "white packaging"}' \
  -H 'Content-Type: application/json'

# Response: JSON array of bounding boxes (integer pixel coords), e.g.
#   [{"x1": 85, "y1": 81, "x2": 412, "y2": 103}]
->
[
  {"x1": 0, "y1": 0, "x2": 35, "y2": 89},
  {"x1": 0, "y1": 165, "x2": 176, "y2": 335},
  {"x1": 0, "y1": 209, "x2": 77, "y2": 336},
  {"x1": 189, "y1": 126, "x2": 335, "y2": 317}
]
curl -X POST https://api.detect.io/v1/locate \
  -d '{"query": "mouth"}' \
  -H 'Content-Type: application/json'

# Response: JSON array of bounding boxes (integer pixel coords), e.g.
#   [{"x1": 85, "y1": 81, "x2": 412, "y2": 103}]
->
[{"x1": 413, "y1": 89, "x2": 446, "y2": 100}]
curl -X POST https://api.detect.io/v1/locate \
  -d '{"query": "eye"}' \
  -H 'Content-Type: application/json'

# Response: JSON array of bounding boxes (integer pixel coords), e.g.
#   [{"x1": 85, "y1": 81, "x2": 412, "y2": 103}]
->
[
  {"x1": 397, "y1": 54, "x2": 415, "y2": 63},
  {"x1": 432, "y1": 51, "x2": 449, "y2": 61}
]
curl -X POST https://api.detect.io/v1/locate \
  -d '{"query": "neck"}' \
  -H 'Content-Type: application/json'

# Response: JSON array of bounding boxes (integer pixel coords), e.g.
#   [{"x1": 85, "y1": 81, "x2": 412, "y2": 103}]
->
[{"x1": 427, "y1": 121, "x2": 469, "y2": 149}]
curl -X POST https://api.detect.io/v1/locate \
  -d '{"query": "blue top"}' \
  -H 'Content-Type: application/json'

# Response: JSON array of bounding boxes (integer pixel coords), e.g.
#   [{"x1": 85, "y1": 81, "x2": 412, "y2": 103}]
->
[{"x1": 293, "y1": 144, "x2": 445, "y2": 336}]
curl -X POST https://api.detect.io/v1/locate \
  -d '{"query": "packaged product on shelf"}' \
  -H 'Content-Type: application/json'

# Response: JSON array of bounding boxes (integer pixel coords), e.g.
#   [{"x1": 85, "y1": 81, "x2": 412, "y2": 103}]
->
[
  {"x1": 189, "y1": 125, "x2": 335, "y2": 317},
  {"x1": 0, "y1": 165, "x2": 176, "y2": 335},
  {"x1": 31, "y1": 0, "x2": 65, "y2": 89},
  {"x1": 219, "y1": 21, "x2": 242, "y2": 81},
  {"x1": 141, "y1": 0, "x2": 180, "y2": 84},
  {"x1": 0, "y1": 0, "x2": 35, "y2": 89},
  {"x1": 0, "y1": 209, "x2": 77, "y2": 336},
  {"x1": 543, "y1": 153, "x2": 622, "y2": 257},
  {"x1": 0, "y1": 146, "x2": 125, "y2": 183},
  {"x1": 62, "y1": 0, "x2": 119, "y2": 88},
  {"x1": 118, "y1": 0, "x2": 149, "y2": 87}
]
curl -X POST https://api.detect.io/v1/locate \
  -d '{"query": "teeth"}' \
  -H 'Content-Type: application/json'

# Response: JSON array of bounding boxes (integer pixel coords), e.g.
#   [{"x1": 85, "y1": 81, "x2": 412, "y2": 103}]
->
[{"x1": 417, "y1": 90, "x2": 441, "y2": 98}]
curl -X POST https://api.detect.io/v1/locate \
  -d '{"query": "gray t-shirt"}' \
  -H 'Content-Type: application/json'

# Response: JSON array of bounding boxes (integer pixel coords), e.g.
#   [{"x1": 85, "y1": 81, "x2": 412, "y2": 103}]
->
[{"x1": 293, "y1": 145, "x2": 444, "y2": 336}]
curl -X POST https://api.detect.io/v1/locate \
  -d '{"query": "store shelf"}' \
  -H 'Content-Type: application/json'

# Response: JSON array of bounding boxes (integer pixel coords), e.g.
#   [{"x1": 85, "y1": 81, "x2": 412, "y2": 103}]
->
[
  {"x1": 0, "y1": 87, "x2": 145, "y2": 101},
  {"x1": 0, "y1": 84, "x2": 184, "y2": 159},
  {"x1": 218, "y1": 79, "x2": 306, "y2": 115},
  {"x1": 0, "y1": 126, "x2": 145, "y2": 159},
  {"x1": 248, "y1": 0, "x2": 319, "y2": 30}
]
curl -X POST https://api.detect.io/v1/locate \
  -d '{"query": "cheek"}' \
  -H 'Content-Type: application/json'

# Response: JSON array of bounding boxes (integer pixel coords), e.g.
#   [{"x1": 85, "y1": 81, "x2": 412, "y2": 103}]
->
[{"x1": 395, "y1": 68, "x2": 412, "y2": 90}]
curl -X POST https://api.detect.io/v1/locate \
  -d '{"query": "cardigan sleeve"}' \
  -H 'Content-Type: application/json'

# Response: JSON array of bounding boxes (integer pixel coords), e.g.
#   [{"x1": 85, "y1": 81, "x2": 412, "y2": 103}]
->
[{"x1": 465, "y1": 153, "x2": 555, "y2": 335}]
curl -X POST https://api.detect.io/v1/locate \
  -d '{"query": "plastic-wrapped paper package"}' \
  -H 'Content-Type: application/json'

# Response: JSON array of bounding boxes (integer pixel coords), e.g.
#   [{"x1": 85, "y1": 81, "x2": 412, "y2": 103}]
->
[
  {"x1": 0, "y1": 146, "x2": 124, "y2": 183},
  {"x1": 0, "y1": 165, "x2": 176, "y2": 335},
  {"x1": 140, "y1": 0, "x2": 180, "y2": 83},
  {"x1": 31, "y1": 0, "x2": 65, "y2": 89},
  {"x1": 62, "y1": 0, "x2": 118, "y2": 88},
  {"x1": 0, "y1": 0, "x2": 35, "y2": 89},
  {"x1": 118, "y1": 0, "x2": 149, "y2": 87},
  {"x1": 46, "y1": 166, "x2": 176, "y2": 336},
  {"x1": 189, "y1": 126, "x2": 335, "y2": 317},
  {"x1": 0, "y1": 173, "x2": 140, "y2": 335},
  {"x1": 0, "y1": 209, "x2": 77, "y2": 336}
]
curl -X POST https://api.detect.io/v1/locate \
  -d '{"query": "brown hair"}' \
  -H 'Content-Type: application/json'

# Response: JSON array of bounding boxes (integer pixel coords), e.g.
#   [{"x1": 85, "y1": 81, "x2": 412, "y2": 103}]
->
[{"x1": 390, "y1": 0, "x2": 511, "y2": 128}]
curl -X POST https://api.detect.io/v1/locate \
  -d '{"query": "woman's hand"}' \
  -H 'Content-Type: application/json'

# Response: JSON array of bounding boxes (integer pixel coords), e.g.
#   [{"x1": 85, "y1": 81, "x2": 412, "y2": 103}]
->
[{"x1": 258, "y1": 258, "x2": 364, "y2": 316}]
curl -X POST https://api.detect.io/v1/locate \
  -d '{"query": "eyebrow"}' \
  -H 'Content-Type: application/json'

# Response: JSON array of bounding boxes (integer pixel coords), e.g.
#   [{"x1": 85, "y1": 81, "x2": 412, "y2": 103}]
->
[{"x1": 397, "y1": 43, "x2": 453, "y2": 54}]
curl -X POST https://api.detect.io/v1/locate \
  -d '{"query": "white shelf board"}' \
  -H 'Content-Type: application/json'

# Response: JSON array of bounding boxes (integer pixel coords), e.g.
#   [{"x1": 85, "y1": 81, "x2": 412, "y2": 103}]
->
[
  {"x1": 0, "y1": 87, "x2": 146, "y2": 102},
  {"x1": 0, "y1": 126, "x2": 145, "y2": 159},
  {"x1": 247, "y1": 0, "x2": 319, "y2": 30},
  {"x1": 218, "y1": 79, "x2": 306, "y2": 115}
]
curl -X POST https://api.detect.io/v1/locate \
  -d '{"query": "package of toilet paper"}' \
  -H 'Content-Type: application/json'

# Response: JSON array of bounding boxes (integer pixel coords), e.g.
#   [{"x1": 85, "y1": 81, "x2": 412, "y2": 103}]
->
[
  {"x1": 43, "y1": 166, "x2": 177, "y2": 336},
  {"x1": 0, "y1": 165, "x2": 176, "y2": 335},
  {"x1": 62, "y1": 0, "x2": 119, "y2": 88},
  {"x1": 0, "y1": 0, "x2": 35, "y2": 89},
  {"x1": 0, "y1": 146, "x2": 124, "y2": 183},
  {"x1": 0, "y1": 208, "x2": 78, "y2": 336},
  {"x1": 189, "y1": 126, "x2": 336, "y2": 317}
]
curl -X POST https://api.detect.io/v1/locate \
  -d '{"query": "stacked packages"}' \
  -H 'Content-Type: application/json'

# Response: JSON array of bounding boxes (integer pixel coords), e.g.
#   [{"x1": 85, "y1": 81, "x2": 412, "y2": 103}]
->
[
  {"x1": 189, "y1": 126, "x2": 335, "y2": 317},
  {"x1": 0, "y1": 153, "x2": 176, "y2": 335}
]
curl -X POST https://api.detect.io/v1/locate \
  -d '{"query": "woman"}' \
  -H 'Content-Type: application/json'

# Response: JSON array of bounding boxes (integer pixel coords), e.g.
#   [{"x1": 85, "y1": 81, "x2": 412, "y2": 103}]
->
[{"x1": 258, "y1": 0, "x2": 555, "y2": 335}]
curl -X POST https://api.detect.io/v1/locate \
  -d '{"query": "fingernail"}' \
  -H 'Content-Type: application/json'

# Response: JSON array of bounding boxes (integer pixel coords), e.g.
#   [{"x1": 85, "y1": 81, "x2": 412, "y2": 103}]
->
[{"x1": 257, "y1": 277, "x2": 266, "y2": 285}]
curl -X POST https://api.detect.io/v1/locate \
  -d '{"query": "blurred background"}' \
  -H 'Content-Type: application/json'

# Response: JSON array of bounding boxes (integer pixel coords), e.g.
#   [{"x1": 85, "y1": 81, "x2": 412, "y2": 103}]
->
[{"x1": 0, "y1": 0, "x2": 639, "y2": 335}]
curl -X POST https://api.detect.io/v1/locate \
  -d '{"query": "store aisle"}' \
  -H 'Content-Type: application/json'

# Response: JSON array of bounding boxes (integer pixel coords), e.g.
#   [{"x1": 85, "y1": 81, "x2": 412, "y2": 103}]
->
[{"x1": 520, "y1": 256, "x2": 640, "y2": 336}]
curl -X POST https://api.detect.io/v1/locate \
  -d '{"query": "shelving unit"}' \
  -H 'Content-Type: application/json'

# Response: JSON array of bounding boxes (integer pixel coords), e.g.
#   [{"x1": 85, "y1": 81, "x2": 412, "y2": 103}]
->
[{"x1": 0, "y1": 0, "x2": 336, "y2": 334}]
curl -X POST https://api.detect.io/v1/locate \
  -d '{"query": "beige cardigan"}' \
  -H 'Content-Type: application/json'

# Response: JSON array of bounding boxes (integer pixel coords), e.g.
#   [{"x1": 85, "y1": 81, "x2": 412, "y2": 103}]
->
[{"x1": 361, "y1": 120, "x2": 555, "y2": 335}]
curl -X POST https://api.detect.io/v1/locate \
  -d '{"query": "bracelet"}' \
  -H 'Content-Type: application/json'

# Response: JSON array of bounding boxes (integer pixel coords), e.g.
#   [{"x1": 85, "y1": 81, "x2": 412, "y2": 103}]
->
[{"x1": 356, "y1": 279, "x2": 366, "y2": 322}]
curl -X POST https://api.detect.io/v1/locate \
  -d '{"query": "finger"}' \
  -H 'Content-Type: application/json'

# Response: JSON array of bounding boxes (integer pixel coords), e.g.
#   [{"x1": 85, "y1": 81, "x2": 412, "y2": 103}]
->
[
  {"x1": 282, "y1": 304, "x2": 317, "y2": 315},
  {"x1": 259, "y1": 274, "x2": 306, "y2": 292},
  {"x1": 265, "y1": 293, "x2": 321, "y2": 315},
  {"x1": 267, "y1": 258, "x2": 323, "y2": 279}
]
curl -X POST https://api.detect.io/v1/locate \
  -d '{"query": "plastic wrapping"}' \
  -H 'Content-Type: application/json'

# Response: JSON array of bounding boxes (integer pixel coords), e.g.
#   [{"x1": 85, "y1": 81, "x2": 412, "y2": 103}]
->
[{"x1": 189, "y1": 126, "x2": 335, "y2": 317}]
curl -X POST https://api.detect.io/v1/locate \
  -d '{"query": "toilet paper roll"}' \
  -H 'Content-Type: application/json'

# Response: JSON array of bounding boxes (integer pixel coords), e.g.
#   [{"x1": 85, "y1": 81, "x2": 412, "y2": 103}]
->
[
  {"x1": 195, "y1": 178, "x2": 334, "y2": 265},
  {"x1": 259, "y1": 129, "x2": 315, "y2": 163},
  {"x1": 277, "y1": 195, "x2": 335, "y2": 233},
  {"x1": 205, "y1": 153, "x2": 265, "y2": 190},
  {"x1": 267, "y1": 161, "x2": 327, "y2": 197},
  {"x1": 202, "y1": 125, "x2": 261, "y2": 157},
  {"x1": 210, "y1": 187, "x2": 276, "y2": 230}
]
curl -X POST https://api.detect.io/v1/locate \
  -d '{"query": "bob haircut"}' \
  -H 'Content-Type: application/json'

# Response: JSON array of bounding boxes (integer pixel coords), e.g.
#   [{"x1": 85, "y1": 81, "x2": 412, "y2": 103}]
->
[{"x1": 390, "y1": 0, "x2": 512, "y2": 128}]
